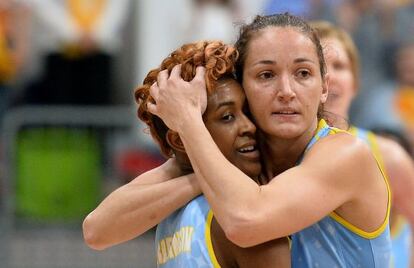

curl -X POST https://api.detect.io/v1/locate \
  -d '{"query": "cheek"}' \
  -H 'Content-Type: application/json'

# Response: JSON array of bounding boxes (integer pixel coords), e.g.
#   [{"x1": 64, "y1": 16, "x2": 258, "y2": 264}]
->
[
  {"x1": 337, "y1": 71, "x2": 354, "y2": 91},
  {"x1": 344, "y1": 73, "x2": 356, "y2": 94},
  {"x1": 244, "y1": 83, "x2": 273, "y2": 114},
  {"x1": 302, "y1": 81, "x2": 325, "y2": 107},
  {"x1": 214, "y1": 135, "x2": 235, "y2": 160}
]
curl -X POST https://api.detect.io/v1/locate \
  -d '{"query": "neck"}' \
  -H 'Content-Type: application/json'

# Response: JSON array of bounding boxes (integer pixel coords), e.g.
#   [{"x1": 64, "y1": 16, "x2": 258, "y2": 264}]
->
[
  {"x1": 174, "y1": 152, "x2": 194, "y2": 175},
  {"x1": 323, "y1": 110, "x2": 349, "y2": 130},
  {"x1": 260, "y1": 119, "x2": 319, "y2": 178}
]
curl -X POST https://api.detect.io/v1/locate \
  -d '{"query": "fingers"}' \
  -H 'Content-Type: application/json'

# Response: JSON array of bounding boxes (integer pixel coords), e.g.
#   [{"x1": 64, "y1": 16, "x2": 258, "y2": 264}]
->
[
  {"x1": 193, "y1": 66, "x2": 207, "y2": 113},
  {"x1": 157, "y1": 69, "x2": 169, "y2": 88},
  {"x1": 149, "y1": 81, "x2": 159, "y2": 101},
  {"x1": 170, "y1": 64, "x2": 182, "y2": 79},
  {"x1": 192, "y1": 66, "x2": 206, "y2": 85},
  {"x1": 146, "y1": 102, "x2": 158, "y2": 116},
  {"x1": 157, "y1": 64, "x2": 182, "y2": 89},
  {"x1": 147, "y1": 83, "x2": 159, "y2": 116}
]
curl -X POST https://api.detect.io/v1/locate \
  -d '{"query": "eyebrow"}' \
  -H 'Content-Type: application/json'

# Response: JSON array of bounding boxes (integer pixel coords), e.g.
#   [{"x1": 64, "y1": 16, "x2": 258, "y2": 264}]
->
[
  {"x1": 253, "y1": 60, "x2": 275, "y2": 66},
  {"x1": 215, "y1": 101, "x2": 235, "y2": 111},
  {"x1": 294, "y1": 57, "x2": 316, "y2": 64},
  {"x1": 253, "y1": 58, "x2": 316, "y2": 66}
]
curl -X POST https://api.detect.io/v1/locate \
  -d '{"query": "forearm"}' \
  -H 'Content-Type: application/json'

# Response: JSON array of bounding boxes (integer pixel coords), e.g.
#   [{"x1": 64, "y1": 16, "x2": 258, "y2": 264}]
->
[
  {"x1": 179, "y1": 117, "x2": 261, "y2": 235},
  {"x1": 83, "y1": 162, "x2": 200, "y2": 250}
]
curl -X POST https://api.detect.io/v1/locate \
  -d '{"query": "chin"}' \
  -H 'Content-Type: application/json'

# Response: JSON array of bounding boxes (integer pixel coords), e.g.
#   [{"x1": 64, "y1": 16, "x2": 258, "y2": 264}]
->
[
  {"x1": 268, "y1": 124, "x2": 303, "y2": 139},
  {"x1": 241, "y1": 165, "x2": 261, "y2": 180}
]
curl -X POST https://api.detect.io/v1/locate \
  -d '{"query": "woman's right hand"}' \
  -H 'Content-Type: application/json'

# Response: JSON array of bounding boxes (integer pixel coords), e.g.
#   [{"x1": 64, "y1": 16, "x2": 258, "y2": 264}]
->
[{"x1": 147, "y1": 65, "x2": 207, "y2": 133}]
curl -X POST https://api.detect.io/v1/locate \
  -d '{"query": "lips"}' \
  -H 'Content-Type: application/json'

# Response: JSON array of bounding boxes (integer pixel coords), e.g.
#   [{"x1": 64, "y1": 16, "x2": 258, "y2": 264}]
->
[
  {"x1": 236, "y1": 141, "x2": 260, "y2": 159},
  {"x1": 272, "y1": 108, "x2": 298, "y2": 115}
]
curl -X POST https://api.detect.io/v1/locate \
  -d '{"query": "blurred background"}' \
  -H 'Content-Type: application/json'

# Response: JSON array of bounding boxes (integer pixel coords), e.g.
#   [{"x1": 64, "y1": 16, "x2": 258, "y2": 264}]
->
[{"x1": 1, "y1": 0, "x2": 414, "y2": 267}]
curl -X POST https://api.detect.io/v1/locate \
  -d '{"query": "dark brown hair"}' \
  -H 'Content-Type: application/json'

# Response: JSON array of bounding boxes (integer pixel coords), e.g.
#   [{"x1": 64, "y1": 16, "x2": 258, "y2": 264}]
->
[{"x1": 235, "y1": 13, "x2": 326, "y2": 82}]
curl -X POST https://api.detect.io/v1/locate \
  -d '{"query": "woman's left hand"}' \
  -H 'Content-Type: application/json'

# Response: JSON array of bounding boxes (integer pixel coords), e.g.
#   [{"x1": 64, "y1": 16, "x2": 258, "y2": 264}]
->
[{"x1": 147, "y1": 65, "x2": 207, "y2": 132}]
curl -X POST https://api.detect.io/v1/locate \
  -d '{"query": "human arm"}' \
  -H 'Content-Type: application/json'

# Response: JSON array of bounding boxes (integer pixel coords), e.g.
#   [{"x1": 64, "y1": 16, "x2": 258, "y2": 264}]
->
[
  {"x1": 211, "y1": 217, "x2": 290, "y2": 268},
  {"x1": 376, "y1": 136, "x2": 414, "y2": 268},
  {"x1": 180, "y1": 128, "x2": 381, "y2": 246},
  {"x1": 82, "y1": 158, "x2": 201, "y2": 250},
  {"x1": 148, "y1": 66, "x2": 386, "y2": 247},
  {"x1": 377, "y1": 136, "x2": 414, "y2": 226}
]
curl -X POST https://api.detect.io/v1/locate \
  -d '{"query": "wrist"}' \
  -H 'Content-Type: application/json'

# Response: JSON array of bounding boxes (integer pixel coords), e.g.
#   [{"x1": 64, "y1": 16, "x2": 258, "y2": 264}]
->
[
  {"x1": 176, "y1": 111, "x2": 204, "y2": 137},
  {"x1": 188, "y1": 173, "x2": 202, "y2": 195}
]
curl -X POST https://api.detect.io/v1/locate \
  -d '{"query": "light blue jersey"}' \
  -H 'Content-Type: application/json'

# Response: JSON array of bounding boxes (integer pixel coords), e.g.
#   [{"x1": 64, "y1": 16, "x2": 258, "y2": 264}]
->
[
  {"x1": 390, "y1": 215, "x2": 412, "y2": 268},
  {"x1": 350, "y1": 126, "x2": 413, "y2": 268},
  {"x1": 291, "y1": 120, "x2": 392, "y2": 267},
  {"x1": 155, "y1": 195, "x2": 220, "y2": 268}
]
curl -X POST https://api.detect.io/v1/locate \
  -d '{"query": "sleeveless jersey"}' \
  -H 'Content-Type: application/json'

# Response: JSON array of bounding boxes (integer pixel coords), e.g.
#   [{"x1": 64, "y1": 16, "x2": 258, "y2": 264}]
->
[
  {"x1": 350, "y1": 126, "x2": 413, "y2": 268},
  {"x1": 390, "y1": 215, "x2": 412, "y2": 268},
  {"x1": 291, "y1": 120, "x2": 392, "y2": 268},
  {"x1": 155, "y1": 195, "x2": 220, "y2": 268}
]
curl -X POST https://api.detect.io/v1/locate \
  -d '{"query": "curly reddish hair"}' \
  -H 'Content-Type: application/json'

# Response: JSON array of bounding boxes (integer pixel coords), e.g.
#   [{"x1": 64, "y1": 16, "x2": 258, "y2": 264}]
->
[{"x1": 135, "y1": 41, "x2": 239, "y2": 158}]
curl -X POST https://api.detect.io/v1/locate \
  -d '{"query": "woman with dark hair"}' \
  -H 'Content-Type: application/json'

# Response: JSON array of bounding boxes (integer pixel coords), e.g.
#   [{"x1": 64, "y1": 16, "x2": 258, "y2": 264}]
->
[{"x1": 148, "y1": 13, "x2": 392, "y2": 267}]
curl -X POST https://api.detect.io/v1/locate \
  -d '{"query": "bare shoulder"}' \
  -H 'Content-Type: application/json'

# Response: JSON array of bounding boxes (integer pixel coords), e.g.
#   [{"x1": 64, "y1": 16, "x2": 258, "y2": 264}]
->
[
  {"x1": 304, "y1": 132, "x2": 375, "y2": 168},
  {"x1": 302, "y1": 132, "x2": 389, "y2": 230},
  {"x1": 375, "y1": 135, "x2": 411, "y2": 164},
  {"x1": 299, "y1": 131, "x2": 383, "y2": 200}
]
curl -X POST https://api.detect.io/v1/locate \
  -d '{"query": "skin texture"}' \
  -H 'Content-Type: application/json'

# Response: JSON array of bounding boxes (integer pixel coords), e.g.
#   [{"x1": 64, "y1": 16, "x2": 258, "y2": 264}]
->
[
  {"x1": 205, "y1": 79, "x2": 290, "y2": 267},
  {"x1": 203, "y1": 78, "x2": 261, "y2": 179},
  {"x1": 82, "y1": 158, "x2": 200, "y2": 250},
  {"x1": 83, "y1": 76, "x2": 290, "y2": 267},
  {"x1": 147, "y1": 26, "x2": 389, "y2": 248},
  {"x1": 241, "y1": 27, "x2": 329, "y2": 176}
]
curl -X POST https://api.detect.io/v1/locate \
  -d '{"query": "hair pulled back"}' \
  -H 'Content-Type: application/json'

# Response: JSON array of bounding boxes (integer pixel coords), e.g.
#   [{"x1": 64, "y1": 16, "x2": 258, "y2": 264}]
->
[{"x1": 235, "y1": 13, "x2": 326, "y2": 82}]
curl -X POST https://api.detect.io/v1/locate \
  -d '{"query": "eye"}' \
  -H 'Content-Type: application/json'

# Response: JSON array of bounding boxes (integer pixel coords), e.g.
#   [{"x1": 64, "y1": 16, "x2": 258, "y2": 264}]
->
[
  {"x1": 297, "y1": 69, "x2": 311, "y2": 79},
  {"x1": 258, "y1": 71, "x2": 274, "y2": 80},
  {"x1": 221, "y1": 113, "x2": 235, "y2": 122},
  {"x1": 333, "y1": 62, "x2": 346, "y2": 71}
]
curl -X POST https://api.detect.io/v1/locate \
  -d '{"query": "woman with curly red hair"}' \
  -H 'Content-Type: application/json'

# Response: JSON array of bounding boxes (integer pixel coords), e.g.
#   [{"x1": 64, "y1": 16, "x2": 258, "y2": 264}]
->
[{"x1": 83, "y1": 40, "x2": 290, "y2": 267}]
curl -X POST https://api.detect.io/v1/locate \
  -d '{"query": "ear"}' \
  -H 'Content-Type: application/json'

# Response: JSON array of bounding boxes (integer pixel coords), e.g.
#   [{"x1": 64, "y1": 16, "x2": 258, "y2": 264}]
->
[
  {"x1": 166, "y1": 130, "x2": 186, "y2": 153},
  {"x1": 320, "y1": 72, "x2": 329, "y2": 104}
]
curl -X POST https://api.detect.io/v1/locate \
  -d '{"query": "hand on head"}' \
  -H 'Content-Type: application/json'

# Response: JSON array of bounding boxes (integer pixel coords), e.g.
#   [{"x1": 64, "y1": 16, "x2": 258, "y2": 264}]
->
[{"x1": 148, "y1": 65, "x2": 207, "y2": 132}]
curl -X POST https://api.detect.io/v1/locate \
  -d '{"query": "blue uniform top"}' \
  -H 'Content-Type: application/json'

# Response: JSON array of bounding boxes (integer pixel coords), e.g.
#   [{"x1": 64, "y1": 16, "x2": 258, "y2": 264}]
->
[
  {"x1": 155, "y1": 195, "x2": 220, "y2": 268},
  {"x1": 291, "y1": 120, "x2": 392, "y2": 267},
  {"x1": 350, "y1": 126, "x2": 413, "y2": 268},
  {"x1": 390, "y1": 215, "x2": 412, "y2": 268}
]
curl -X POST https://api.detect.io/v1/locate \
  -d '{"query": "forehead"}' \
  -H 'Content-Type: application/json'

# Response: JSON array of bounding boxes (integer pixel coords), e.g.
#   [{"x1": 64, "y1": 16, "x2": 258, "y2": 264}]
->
[
  {"x1": 207, "y1": 79, "x2": 244, "y2": 105},
  {"x1": 322, "y1": 38, "x2": 348, "y2": 60},
  {"x1": 246, "y1": 27, "x2": 317, "y2": 61}
]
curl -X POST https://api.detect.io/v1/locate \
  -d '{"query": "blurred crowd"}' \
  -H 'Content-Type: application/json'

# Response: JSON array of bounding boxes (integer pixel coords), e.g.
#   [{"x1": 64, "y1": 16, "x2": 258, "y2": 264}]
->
[{"x1": 1, "y1": 0, "x2": 414, "y2": 160}]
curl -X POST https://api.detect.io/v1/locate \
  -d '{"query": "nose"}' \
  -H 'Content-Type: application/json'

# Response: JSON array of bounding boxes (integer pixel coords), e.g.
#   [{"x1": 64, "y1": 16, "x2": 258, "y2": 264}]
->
[
  {"x1": 276, "y1": 73, "x2": 295, "y2": 102},
  {"x1": 239, "y1": 113, "x2": 256, "y2": 136}
]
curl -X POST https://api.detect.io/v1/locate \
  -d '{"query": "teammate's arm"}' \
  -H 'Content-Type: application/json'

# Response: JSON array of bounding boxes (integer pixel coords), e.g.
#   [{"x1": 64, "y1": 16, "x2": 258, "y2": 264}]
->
[
  {"x1": 211, "y1": 217, "x2": 290, "y2": 268},
  {"x1": 377, "y1": 136, "x2": 414, "y2": 268},
  {"x1": 83, "y1": 159, "x2": 201, "y2": 250}
]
